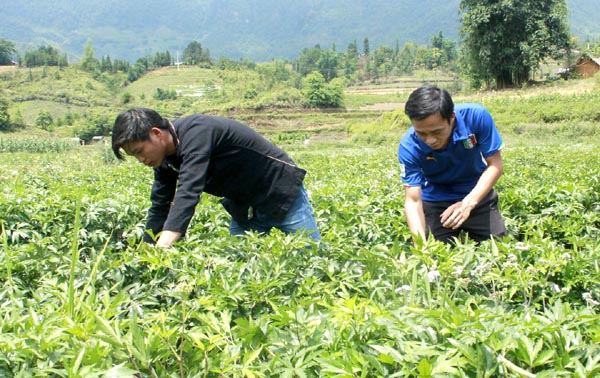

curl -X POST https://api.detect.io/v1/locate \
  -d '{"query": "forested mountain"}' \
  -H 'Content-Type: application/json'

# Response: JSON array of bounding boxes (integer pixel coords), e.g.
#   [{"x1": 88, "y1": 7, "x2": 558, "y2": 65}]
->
[{"x1": 1, "y1": 0, "x2": 598, "y2": 62}]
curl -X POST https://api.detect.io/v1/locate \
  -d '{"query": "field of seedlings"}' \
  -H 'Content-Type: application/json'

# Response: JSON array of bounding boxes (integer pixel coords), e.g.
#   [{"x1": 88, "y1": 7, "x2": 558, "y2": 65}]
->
[{"x1": 1, "y1": 117, "x2": 599, "y2": 376}]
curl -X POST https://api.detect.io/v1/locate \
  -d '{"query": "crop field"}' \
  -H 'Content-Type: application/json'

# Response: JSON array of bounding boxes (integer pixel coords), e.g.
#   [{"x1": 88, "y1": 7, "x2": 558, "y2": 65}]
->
[{"x1": 1, "y1": 120, "x2": 599, "y2": 376}]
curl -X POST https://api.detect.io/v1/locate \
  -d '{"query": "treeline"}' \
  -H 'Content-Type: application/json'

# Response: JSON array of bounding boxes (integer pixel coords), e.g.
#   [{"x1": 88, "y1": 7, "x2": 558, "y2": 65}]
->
[
  {"x1": 1, "y1": 0, "x2": 597, "y2": 91},
  {"x1": 295, "y1": 33, "x2": 458, "y2": 83},
  {"x1": 1, "y1": 33, "x2": 458, "y2": 85}
]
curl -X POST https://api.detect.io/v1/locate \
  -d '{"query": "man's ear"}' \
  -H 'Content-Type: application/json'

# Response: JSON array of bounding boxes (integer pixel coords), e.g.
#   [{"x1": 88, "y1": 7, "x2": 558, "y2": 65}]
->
[
  {"x1": 449, "y1": 112, "x2": 456, "y2": 125},
  {"x1": 150, "y1": 127, "x2": 163, "y2": 137}
]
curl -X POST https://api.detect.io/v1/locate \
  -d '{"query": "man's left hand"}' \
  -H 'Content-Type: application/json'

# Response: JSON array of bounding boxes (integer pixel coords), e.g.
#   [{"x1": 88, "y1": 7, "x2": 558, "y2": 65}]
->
[{"x1": 440, "y1": 201, "x2": 474, "y2": 229}]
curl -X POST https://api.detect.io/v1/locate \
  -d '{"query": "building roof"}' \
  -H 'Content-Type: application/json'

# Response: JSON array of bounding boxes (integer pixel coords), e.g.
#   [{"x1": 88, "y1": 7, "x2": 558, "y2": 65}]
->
[{"x1": 577, "y1": 54, "x2": 600, "y2": 67}]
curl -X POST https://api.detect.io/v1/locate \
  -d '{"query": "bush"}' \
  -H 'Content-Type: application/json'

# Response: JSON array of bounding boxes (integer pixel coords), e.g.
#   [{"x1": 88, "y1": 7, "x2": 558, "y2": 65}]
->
[
  {"x1": 302, "y1": 71, "x2": 345, "y2": 108},
  {"x1": 154, "y1": 88, "x2": 177, "y2": 100},
  {"x1": 73, "y1": 112, "x2": 112, "y2": 142},
  {"x1": 35, "y1": 110, "x2": 54, "y2": 131}
]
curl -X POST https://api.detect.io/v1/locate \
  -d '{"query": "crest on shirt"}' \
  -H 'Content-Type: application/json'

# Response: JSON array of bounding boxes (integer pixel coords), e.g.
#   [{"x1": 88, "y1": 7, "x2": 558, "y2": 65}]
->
[
  {"x1": 426, "y1": 154, "x2": 436, "y2": 161},
  {"x1": 463, "y1": 134, "x2": 477, "y2": 149}
]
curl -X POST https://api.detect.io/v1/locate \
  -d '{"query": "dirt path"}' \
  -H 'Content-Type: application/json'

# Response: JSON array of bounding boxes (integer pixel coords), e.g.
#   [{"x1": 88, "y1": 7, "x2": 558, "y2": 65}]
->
[
  {"x1": 359, "y1": 102, "x2": 404, "y2": 111},
  {"x1": 0, "y1": 66, "x2": 18, "y2": 72}
]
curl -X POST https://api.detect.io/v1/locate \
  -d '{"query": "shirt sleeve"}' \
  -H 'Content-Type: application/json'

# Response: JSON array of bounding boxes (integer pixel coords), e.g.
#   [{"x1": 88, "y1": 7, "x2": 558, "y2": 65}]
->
[
  {"x1": 398, "y1": 136, "x2": 424, "y2": 187},
  {"x1": 145, "y1": 167, "x2": 178, "y2": 242}
]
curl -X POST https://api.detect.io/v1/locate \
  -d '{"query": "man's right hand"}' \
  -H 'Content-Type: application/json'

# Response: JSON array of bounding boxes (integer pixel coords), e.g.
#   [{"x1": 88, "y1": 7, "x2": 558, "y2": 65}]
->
[{"x1": 155, "y1": 230, "x2": 182, "y2": 248}]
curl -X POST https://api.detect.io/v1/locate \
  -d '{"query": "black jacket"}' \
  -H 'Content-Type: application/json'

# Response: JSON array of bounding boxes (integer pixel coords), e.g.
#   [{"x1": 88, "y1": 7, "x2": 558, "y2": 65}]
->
[{"x1": 144, "y1": 114, "x2": 306, "y2": 242}]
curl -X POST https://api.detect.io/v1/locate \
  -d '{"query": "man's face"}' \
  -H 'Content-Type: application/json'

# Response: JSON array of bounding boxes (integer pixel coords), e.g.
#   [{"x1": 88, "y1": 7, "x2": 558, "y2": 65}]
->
[
  {"x1": 412, "y1": 112, "x2": 455, "y2": 150},
  {"x1": 124, "y1": 128, "x2": 167, "y2": 168}
]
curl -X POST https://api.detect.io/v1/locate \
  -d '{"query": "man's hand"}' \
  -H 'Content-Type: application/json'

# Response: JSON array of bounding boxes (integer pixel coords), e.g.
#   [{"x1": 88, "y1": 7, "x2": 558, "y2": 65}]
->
[
  {"x1": 440, "y1": 200, "x2": 475, "y2": 229},
  {"x1": 155, "y1": 230, "x2": 182, "y2": 248}
]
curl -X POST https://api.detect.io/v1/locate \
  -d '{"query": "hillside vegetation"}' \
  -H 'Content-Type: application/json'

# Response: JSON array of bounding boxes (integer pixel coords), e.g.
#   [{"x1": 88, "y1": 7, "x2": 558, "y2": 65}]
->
[{"x1": 1, "y1": 63, "x2": 599, "y2": 144}]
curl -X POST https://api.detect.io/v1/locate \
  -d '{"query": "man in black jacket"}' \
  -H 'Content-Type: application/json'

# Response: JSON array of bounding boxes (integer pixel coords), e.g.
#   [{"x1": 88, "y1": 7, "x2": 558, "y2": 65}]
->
[{"x1": 112, "y1": 107, "x2": 321, "y2": 248}]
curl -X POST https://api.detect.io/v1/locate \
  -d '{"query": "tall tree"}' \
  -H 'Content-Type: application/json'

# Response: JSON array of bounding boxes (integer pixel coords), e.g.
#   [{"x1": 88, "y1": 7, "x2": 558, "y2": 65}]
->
[
  {"x1": 342, "y1": 41, "x2": 359, "y2": 79},
  {"x1": 362, "y1": 37, "x2": 370, "y2": 56},
  {"x1": 183, "y1": 41, "x2": 211, "y2": 66},
  {"x1": 0, "y1": 38, "x2": 16, "y2": 65},
  {"x1": 80, "y1": 39, "x2": 99, "y2": 72},
  {"x1": 459, "y1": 0, "x2": 572, "y2": 88},
  {"x1": 295, "y1": 46, "x2": 323, "y2": 77}
]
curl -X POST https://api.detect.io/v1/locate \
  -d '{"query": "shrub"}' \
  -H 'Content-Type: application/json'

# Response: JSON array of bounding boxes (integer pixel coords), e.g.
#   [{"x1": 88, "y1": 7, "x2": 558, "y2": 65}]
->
[{"x1": 302, "y1": 71, "x2": 345, "y2": 108}]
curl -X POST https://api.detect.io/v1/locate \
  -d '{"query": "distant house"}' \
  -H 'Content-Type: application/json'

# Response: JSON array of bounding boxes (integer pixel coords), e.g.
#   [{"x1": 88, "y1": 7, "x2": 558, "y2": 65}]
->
[{"x1": 575, "y1": 54, "x2": 600, "y2": 78}]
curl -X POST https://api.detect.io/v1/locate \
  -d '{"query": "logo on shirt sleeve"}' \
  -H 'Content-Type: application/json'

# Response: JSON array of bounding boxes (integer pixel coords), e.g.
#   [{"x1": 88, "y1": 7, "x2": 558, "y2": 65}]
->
[{"x1": 463, "y1": 134, "x2": 478, "y2": 149}]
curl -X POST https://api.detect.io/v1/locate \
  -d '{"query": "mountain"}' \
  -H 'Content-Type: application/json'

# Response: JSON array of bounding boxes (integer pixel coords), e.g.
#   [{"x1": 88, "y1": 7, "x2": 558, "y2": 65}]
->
[{"x1": 0, "y1": 0, "x2": 598, "y2": 62}]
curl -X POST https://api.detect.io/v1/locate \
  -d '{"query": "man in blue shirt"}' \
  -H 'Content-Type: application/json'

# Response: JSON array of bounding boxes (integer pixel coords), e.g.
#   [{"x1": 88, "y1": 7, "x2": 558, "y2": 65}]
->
[{"x1": 398, "y1": 85, "x2": 507, "y2": 243}]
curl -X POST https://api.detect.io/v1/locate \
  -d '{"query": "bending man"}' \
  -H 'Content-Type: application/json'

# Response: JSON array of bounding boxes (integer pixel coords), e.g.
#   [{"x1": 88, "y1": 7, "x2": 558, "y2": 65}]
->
[
  {"x1": 112, "y1": 107, "x2": 321, "y2": 248},
  {"x1": 398, "y1": 85, "x2": 507, "y2": 243}
]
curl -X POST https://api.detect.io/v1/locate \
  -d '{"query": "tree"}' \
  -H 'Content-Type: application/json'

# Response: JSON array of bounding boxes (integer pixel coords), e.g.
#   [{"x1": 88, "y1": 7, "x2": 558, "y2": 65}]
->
[
  {"x1": 80, "y1": 39, "x2": 99, "y2": 72},
  {"x1": 0, "y1": 38, "x2": 16, "y2": 65},
  {"x1": 295, "y1": 46, "x2": 323, "y2": 77},
  {"x1": 430, "y1": 31, "x2": 458, "y2": 64},
  {"x1": 183, "y1": 41, "x2": 211, "y2": 67},
  {"x1": 397, "y1": 42, "x2": 416, "y2": 74},
  {"x1": 35, "y1": 111, "x2": 54, "y2": 131},
  {"x1": 302, "y1": 71, "x2": 344, "y2": 108},
  {"x1": 74, "y1": 112, "x2": 111, "y2": 141},
  {"x1": 362, "y1": 37, "x2": 370, "y2": 56},
  {"x1": 316, "y1": 49, "x2": 339, "y2": 81},
  {"x1": 459, "y1": 0, "x2": 572, "y2": 88},
  {"x1": 295, "y1": 46, "x2": 339, "y2": 80},
  {"x1": 372, "y1": 46, "x2": 395, "y2": 76},
  {"x1": 23, "y1": 45, "x2": 67, "y2": 67},
  {"x1": 342, "y1": 41, "x2": 359, "y2": 79}
]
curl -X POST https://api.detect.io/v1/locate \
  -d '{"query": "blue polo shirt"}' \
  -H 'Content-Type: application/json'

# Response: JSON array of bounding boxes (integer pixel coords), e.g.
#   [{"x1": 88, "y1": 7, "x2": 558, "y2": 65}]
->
[{"x1": 398, "y1": 103, "x2": 504, "y2": 202}]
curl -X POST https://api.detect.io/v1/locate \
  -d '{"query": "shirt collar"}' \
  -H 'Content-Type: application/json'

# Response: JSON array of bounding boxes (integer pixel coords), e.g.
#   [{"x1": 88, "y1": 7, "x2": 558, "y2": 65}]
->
[{"x1": 452, "y1": 111, "x2": 470, "y2": 143}]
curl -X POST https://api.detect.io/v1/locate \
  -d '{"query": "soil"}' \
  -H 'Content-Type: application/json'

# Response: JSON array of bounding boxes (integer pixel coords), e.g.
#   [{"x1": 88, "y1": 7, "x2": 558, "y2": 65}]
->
[{"x1": 359, "y1": 102, "x2": 405, "y2": 111}]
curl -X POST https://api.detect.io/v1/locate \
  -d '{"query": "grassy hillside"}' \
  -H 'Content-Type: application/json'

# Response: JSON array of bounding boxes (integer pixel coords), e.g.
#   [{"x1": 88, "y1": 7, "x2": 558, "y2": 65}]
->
[{"x1": 1, "y1": 63, "x2": 599, "y2": 144}]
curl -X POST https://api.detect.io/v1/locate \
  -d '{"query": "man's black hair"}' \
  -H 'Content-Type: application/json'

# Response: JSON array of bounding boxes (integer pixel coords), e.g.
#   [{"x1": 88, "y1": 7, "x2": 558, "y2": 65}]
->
[
  {"x1": 112, "y1": 107, "x2": 170, "y2": 160},
  {"x1": 404, "y1": 85, "x2": 454, "y2": 122}
]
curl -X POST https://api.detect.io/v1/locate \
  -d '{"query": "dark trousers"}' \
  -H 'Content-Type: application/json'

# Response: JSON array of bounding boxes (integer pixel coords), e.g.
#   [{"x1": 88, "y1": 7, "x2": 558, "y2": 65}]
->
[{"x1": 423, "y1": 189, "x2": 507, "y2": 244}]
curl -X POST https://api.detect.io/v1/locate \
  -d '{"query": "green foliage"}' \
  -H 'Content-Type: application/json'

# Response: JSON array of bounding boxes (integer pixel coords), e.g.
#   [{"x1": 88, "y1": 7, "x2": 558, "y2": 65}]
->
[
  {"x1": 23, "y1": 45, "x2": 68, "y2": 68},
  {"x1": 120, "y1": 91, "x2": 134, "y2": 105},
  {"x1": 302, "y1": 71, "x2": 345, "y2": 108},
  {"x1": 80, "y1": 39, "x2": 99, "y2": 72},
  {"x1": 459, "y1": 0, "x2": 572, "y2": 88},
  {"x1": 0, "y1": 132, "x2": 600, "y2": 376},
  {"x1": 153, "y1": 87, "x2": 178, "y2": 101},
  {"x1": 0, "y1": 97, "x2": 11, "y2": 131},
  {"x1": 182, "y1": 40, "x2": 212, "y2": 67},
  {"x1": 0, "y1": 38, "x2": 16, "y2": 65},
  {"x1": 35, "y1": 110, "x2": 54, "y2": 131},
  {"x1": 481, "y1": 92, "x2": 600, "y2": 131},
  {"x1": 295, "y1": 46, "x2": 340, "y2": 81},
  {"x1": 0, "y1": 136, "x2": 80, "y2": 152},
  {"x1": 73, "y1": 112, "x2": 112, "y2": 141}
]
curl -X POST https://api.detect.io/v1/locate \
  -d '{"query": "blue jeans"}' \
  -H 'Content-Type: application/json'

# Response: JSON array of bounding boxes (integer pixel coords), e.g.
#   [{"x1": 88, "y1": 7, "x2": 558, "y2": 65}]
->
[{"x1": 229, "y1": 186, "x2": 321, "y2": 241}]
